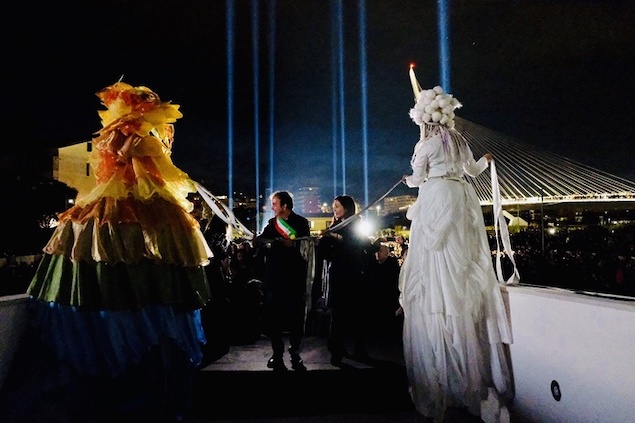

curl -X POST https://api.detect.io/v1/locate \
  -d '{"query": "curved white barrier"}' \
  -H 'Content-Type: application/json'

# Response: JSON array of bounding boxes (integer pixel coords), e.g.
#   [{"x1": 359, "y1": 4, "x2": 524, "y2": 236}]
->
[
  {"x1": 0, "y1": 294, "x2": 30, "y2": 391},
  {"x1": 506, "y1": 285, "x2": 635, "y2": 423}
]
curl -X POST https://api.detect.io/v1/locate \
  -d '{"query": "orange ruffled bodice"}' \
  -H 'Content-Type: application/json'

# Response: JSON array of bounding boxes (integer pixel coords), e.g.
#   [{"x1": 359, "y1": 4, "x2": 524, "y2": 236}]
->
[{"x1": 46, "y1": 126, "x2": 212, "y2": 267}]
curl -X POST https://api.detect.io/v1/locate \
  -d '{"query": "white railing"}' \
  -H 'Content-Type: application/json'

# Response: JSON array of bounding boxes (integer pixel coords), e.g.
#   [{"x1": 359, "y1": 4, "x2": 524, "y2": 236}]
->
[
  {"x1": 0, "y1": 293, "x2": 30, "y2": 391},
  {"x1": 504, "y1": 285, "x2": 635, "y2": 423}
]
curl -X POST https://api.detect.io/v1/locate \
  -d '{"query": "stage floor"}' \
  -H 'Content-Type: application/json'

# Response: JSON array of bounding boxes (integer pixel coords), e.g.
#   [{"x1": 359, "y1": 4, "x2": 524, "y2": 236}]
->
[
  {"x1": 200, "y1": 334, "x2": 405, "y2": 372},
  {"x1": 192, "y1": 334, "x2": 484, "y2": 423}
]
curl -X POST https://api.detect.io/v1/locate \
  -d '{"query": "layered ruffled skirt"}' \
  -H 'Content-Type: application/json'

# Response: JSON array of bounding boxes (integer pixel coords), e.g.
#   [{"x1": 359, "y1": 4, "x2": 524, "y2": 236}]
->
[
  {"x1": 399, "y1": 177, "x2": 513, "y2": 422},
  {"x1": 28, "y1": 192, "x2": 213, "y2": 377}
]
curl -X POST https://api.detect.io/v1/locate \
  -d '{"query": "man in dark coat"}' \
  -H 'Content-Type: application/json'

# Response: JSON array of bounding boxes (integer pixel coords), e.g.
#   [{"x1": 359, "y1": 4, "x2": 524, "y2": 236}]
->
[{"x1": 256, "y1": 191, "x2": 310, "y2": 371}]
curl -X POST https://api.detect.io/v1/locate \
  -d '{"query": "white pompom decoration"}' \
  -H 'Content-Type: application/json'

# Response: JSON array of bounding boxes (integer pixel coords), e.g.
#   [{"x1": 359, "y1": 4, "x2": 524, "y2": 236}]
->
[
  {"x1": 409, "y1": 83, "x2": 462, "y2": 129},
  {"x1": 409, "y1": 108, "x2": 418, "y2": 123}
]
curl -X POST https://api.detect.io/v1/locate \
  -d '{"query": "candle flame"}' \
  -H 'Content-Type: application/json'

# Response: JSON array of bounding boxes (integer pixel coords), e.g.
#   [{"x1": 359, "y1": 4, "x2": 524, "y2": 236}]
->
[{"x1": 409, "y1": 65, "x2": 422, "y2": 101}]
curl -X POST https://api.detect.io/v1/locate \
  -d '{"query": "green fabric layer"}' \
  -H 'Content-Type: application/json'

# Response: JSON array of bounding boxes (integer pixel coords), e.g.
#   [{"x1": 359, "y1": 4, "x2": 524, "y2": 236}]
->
[{"x1": 28, "y1": 254, "x2": 211, "y2": 311}]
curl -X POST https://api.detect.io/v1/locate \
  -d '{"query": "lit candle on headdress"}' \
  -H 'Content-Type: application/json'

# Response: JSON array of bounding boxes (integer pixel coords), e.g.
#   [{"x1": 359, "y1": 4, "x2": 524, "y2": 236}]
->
[{"x1": 409, "y1": 63, "x2": 422, "y2": 102}]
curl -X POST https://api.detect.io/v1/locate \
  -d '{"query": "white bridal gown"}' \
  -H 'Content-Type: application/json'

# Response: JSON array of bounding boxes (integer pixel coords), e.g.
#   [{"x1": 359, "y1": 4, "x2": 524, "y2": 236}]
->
[{"x1": 399, "y1": 129, "x2": 513, "y2": 422}]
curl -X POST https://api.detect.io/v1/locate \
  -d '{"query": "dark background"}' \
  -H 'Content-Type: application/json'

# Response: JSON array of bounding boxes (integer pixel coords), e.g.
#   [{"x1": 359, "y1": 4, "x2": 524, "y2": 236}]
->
[{"x1": 2, "y1": 0, "x2": 634, "y2": 201}]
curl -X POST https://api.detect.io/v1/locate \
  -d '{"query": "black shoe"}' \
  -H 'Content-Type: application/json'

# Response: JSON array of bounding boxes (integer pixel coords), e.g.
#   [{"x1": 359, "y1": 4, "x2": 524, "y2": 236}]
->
[
  {"x1": 267, "y1": 356, "x2": 287, "y2": 371},
  {"x1": 290, "y1": 352, "x2": 306, "y2": 371}
]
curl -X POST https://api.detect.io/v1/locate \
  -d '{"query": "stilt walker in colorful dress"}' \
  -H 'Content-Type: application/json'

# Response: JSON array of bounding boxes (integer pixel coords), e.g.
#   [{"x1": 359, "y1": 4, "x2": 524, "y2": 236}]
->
[{"x1": 26, "y1": 81, "x2": 213, "y2": 421}]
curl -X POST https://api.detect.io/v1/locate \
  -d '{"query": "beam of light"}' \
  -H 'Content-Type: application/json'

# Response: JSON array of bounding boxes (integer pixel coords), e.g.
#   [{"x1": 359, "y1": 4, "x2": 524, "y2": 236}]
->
[
  {"x1": 359, "y1": 0, "x2": 369, "y2": 210},
  {"x1": 251, "y1": 0, "x2": 261, "y2": 233},
  {"x1": 226, "y1": 0, "x2": 235, "y2": 209},
  {"x1": 336, "y1": 0, "x2": 346, "y2": 194},
  {"x1": 437, "y1": 0, "x2": 451, "y2": 92},
  {"x1": 268, "y1": 0, "x2": 276, "y2": 198},
  {"x1": 330, "y1": 1, "x2": 339, "y2": 199}
]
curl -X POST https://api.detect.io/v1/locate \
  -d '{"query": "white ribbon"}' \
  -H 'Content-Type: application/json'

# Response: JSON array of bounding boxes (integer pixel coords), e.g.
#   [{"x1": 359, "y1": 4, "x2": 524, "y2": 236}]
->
[
  {"x1": 323, "y1": 178, "x2": 405, "y2": 234},
  {"x1": 195, "y1": 183, "x2": 255, "y2": 240},
  {"x1": 491, "y1": 161, "x2": 520, "y2": 285}
]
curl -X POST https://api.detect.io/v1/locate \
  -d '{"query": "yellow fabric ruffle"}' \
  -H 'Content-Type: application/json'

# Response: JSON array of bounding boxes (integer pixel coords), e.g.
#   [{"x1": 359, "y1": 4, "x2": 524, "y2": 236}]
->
[
  {"x1": 96, "y1": 81, "x2": 182, "y2": 143},
  {"x1": 46, "y1": 196, "x2": 212, "y2": 267},
  {"x1": 79, "y1": 135, "x2": 197, "y2": 211}
]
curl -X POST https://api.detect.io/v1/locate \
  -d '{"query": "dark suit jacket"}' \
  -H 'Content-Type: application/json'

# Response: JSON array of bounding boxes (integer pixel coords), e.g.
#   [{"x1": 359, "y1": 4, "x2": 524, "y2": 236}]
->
[{"x1": 258, "y1": 212, "x2": 310, "y2": 293}]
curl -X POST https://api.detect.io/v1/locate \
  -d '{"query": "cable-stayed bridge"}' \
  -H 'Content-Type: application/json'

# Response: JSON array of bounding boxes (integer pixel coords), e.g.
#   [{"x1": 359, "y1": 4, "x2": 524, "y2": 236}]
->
[{"x1": 457, "y1": 118, "x2": 635, "y2": 206}]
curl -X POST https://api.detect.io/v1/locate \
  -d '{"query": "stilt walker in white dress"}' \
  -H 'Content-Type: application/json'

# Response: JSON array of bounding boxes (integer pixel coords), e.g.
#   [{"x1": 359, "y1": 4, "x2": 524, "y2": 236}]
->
[{"x1": 399, "y1": 68, "x2": 514, "y2": 422}]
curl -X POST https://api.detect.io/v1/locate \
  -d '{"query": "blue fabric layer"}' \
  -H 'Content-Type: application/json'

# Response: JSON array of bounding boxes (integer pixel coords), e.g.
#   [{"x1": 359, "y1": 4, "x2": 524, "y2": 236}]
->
[{"x1": 29, "y1": 298, "x2": 207, "y2": 376}]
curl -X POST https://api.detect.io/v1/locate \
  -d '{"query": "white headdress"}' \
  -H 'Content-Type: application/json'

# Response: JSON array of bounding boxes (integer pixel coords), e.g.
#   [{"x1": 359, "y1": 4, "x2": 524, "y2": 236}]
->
[
  {"x1": 408, "y1": 65, "x2": 462, "y2": 129},
  {"x1": 407, "y1": 65, "x2": 469, "y2": 175}
]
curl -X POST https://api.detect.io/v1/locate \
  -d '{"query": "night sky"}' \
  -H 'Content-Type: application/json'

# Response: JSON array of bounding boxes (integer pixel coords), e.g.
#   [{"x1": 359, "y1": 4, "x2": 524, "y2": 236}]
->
[{"x1": 3, "y1": 0, "x2": 634, "y2": 203}]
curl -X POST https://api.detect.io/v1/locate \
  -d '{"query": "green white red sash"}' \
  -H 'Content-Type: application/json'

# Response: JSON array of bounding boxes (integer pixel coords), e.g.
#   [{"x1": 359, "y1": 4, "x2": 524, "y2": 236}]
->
[{"x1": 275, "y1": 217, "x2": 297, "y2": 240}]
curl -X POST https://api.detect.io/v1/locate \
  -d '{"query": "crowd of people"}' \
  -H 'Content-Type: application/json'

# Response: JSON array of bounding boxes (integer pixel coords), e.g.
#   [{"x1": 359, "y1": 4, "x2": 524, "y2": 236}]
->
[
  {"x1": 5, "y1": 228, "x2": 632, "y2": 300},
  {"x1": 493, "y1": 228, "x2": 635, "y2": 296}
]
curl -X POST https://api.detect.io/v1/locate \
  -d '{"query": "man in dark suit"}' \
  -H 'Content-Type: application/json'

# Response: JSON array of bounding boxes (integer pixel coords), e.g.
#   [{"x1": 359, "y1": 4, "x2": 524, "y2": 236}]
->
[{"x1": 256, "y1": 191, "x2": 310, "y2": 371}]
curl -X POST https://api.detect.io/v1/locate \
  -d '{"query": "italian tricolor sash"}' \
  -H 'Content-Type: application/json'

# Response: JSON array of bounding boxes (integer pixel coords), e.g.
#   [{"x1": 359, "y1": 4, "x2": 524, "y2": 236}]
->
[{"x1": 275, "y1": 217, "x2": 297, "y2": 240}]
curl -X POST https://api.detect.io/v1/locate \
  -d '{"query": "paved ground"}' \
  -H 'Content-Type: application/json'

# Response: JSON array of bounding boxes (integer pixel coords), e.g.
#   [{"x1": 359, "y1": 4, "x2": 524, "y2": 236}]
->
[
  {"x1": 199, "y1": 334, "x2": 404, "y2": 372},
  {"x1": 189, "y1": 335, "x2": 483, "y2": 423}
]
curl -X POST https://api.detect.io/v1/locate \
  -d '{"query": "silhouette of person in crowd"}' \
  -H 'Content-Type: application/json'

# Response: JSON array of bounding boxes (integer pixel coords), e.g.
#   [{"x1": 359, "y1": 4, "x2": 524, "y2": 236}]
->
[
  {"x1": 369, "y1": 243, "x2": 402, "y2": 341},
  {"x1": 226, "y1": 242, "x2": 263, "y2": 345}
]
